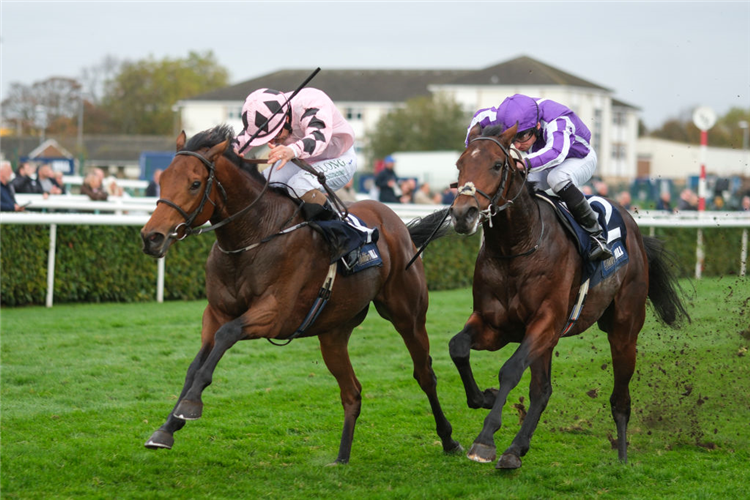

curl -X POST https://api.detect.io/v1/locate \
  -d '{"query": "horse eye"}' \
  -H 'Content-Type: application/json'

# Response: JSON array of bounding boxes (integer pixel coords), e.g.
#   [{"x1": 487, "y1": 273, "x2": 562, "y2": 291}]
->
[
  {"x1": 190, "y1": 181, "x2": 201, "y2": 190},
  {"x1": 493, "y1": 161, "x2": 503, "y2": 171}
]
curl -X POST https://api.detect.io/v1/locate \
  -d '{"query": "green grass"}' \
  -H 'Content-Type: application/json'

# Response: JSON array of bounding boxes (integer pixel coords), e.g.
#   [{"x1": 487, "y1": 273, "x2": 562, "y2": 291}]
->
[{"x1": 1, "y1": 277, "x2": 749, "y2": 499}]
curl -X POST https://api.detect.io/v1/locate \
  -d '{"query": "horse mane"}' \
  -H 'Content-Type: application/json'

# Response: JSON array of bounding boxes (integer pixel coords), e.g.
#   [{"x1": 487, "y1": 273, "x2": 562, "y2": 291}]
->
[
  {"x1": 482, "y1": 124, "x2": 505, "y2": 137},
  {"x1": 183, "y1": 125, "x2": 268, "y2": 185}
]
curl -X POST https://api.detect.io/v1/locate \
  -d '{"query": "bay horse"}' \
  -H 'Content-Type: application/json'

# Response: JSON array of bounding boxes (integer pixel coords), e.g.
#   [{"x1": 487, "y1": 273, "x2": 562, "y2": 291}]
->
[
  {"x1": 447, "y1": 124, "x2": 690, "y2": 469},
  {"x1": 140, "y1": 125, "x2": 461, "y2": 463}
]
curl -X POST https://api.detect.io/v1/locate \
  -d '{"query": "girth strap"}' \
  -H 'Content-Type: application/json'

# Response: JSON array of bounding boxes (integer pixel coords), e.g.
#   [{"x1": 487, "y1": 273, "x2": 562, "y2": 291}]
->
[{"x1": 268, "y1": 262, "x2": 338, "y2": 346}]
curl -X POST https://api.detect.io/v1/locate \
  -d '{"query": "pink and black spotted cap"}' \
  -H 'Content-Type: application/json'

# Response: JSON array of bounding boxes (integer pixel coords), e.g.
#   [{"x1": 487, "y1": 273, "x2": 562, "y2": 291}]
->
[{"x1": 234, "y1": 88, "x2": 289, "y2": 153}]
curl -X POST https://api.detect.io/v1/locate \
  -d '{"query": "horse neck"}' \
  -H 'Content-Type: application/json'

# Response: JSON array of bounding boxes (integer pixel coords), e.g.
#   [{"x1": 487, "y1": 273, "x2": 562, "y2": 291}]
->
[
  {"x1": 211, "y1": 159, "x2": 297, "y2": 249},
  {"x1": 484, "y1": 182, "x2": 540, "y2": 253}
]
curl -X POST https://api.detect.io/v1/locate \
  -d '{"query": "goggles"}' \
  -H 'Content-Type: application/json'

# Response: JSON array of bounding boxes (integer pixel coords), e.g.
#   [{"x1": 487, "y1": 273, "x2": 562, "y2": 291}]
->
[{"x1": 514, "y1": 128, "x2": 536, "y2": 143}]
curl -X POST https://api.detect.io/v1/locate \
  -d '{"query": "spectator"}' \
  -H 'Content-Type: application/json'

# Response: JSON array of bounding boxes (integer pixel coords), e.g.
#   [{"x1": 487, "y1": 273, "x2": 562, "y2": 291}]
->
[
  {"x1": 738, "y1": 195, "x2": 750, "y2": 212},
  {"x1": 581, "y1": 185, "x2": 593, "y2": 196},
  {"x1": 336, "y1": 178, "x2": 358, "y2": 204},
  {"x1": 146, "y1": 169, "x2": 162, "y2": 197},
  {"x1": 375, "y1": 155, "x2": 400, "y2": 203},
  {"x1": 677, "y1": 189, "x2": 698, "y2": 212},
  {"x1": 81, "y1": 172, "x2": 108, "y2": 201},
  {"x1": 413, "y1": 182, "x2": 438, "y2": 204},
  {"x1": 593, "y1": 179, "x2": 609, "y2": 198},
  {"x1": 616, "y1": 190, "x2": 632, "y2": 210},
  {"x1": 1, "y1": 161, "x2": 25, "y2": 212},
  {"x1": 655, "y1": 191, "x2": 672, "y2": 212},
  {"x1": 37, "y1": 165, "x2": 63, "y2": 195},
  {"x1": 399, "y1": 178, "x2": 416, "y2": 204},
  {"x1": 441, "y1": 186, "x2": 457, "y2": 205},
  {"x1": 11, "y1": 162, "x2": 45, "y2": 195},
  {"x1": 53, "y1": 171, "x2": 67, "y2": 194}
]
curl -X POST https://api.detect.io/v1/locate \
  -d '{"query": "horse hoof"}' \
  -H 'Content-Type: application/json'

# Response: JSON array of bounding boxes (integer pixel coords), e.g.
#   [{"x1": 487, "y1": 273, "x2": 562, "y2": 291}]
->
[
  {"x1": 144, "y1": 430, "x2": 174, "y2": 450},
  {"x1": 496, "y1": 453, "x2": 522, "y2": 469},
  {"x1": 467, "y1": 442, "x2": 496, "y2": 463},
  {"x1": 445, "y1": 440, "x2": 464, "y2": 455},
  {"x1": 174, "y1": 400, "x2": 203, "y2": 420}
]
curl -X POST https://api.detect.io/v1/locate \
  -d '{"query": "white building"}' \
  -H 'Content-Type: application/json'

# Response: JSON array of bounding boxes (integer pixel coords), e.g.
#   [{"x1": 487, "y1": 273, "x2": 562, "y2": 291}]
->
[{"x1": 176, "y1": 55, "x2": 641, "y2": 185}]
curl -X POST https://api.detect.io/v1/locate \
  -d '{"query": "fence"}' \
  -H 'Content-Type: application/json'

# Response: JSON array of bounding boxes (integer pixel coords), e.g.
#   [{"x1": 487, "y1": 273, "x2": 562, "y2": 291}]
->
[{"x1": 2, "y1": 195, "x2": 748, "y2": 307}]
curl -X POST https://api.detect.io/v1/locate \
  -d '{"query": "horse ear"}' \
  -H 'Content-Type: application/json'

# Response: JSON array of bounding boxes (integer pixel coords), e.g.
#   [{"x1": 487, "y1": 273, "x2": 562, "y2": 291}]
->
[
  {"x1": 176, "y1": 131, "x2": 186, "y2": 151},
  {"x1": 500, "y1": 123, "x2": 518, "y2": 146},
  {"x1": 206, "y1": 140, "x2": 230, "y2": 162},
  {"x1": 467, "y1": 123, "x2": 483, "y2": 143}
]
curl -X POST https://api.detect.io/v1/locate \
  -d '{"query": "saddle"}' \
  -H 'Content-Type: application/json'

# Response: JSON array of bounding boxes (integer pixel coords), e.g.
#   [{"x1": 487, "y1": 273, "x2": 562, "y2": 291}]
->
[
  {"x1": 535, "y1": 191, "x2": 629, "y2": 288},
  {"x1": 300, "y1": 201, "x2": 382, "y2": 274}
]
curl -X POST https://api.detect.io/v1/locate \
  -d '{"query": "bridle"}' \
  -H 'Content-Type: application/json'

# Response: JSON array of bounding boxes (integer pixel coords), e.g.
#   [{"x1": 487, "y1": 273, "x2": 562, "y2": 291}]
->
[
  {"x1": 156, "y1": 149, "x2": 268, "y2": 241},
  {"x1": 456, "y1": 136, "x2": 528, "y2": 227}
]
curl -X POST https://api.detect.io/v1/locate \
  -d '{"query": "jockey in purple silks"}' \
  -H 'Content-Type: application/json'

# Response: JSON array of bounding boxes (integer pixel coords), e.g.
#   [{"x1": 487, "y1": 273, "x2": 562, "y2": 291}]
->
[
  {"x1": 233, "y1": 87, "x2": 357, "y2": 216},
  {"x1": 465, "y1": 94, "x2": 613, "y2": 261}
]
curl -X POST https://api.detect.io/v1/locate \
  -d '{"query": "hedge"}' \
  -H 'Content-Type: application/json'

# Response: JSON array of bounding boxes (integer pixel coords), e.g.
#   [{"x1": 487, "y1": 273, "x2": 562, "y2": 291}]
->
[{"x1": 1, "y1": 224, "x2": 746, "y2": 306}]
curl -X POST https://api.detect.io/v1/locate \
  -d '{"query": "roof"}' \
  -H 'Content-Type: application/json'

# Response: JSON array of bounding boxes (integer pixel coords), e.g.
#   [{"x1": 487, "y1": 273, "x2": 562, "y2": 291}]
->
[
  {"x1": 1, "y1": 135, "x2": 174, "y2": 163},
  {"x1": 184, "y1": 55, "x2": 612, "y2": 104},
  {"x1": 188, "y1": 68, "x2": 471, "y2": 103},
  {"x1": 445, "y1": 55, "x2": 611, "y2": 91}
]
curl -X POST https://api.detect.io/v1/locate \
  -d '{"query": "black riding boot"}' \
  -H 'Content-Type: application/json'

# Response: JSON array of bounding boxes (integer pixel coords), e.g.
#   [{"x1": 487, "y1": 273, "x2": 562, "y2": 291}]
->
[
  {"x1": 300, "y1": 190, "x2": 340, "y2": 221},
  {"x1": 557, "y1": 183, "x2": 613, "y2": 262}
]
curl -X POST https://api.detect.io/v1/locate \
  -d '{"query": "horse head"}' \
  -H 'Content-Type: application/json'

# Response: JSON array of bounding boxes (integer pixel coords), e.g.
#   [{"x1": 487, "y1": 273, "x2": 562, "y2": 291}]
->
[
  {"x1": 141, "y1": 129, "x2": 231, "y2": 258},
  {"x1": 451, "y1": 123, "x2": 527, "y2": 235}
]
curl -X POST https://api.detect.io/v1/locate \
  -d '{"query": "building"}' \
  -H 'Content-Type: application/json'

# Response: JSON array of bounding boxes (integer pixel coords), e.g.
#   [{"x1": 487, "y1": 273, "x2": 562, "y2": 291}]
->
[{"x1": 175, "y1": 55, "x2": 641, "y2": 183}]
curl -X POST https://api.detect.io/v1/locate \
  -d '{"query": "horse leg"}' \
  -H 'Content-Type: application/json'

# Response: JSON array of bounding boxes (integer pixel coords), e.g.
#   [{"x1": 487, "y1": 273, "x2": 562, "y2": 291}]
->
[
  {"x1": 173, "y1": 316, "x2": 248, "y2": 420},
  {"x1": 393, "y1": 311, "x2": 462, "y2": 455},
  {"x1": 607, "y1": 312, "x2": 644, "y2": 463},
  {"x1": 467, "y1": 325, "x2": 558, "y2": 465},
  {"x1": 449, "y1": 315, "x2": 498, "y2": 409},
  {"x1": 145, "y1": 306, "x2": 222, "y2": 449},
  {"x1": 496, "y1": 349, "x2": 554, "y2": 469},
  {"x1": 318, "y1": 330, "x2": 362, "y2": 464},
  {"x1": 145, "y1": 344, "x2": 212, "y2": 449}
]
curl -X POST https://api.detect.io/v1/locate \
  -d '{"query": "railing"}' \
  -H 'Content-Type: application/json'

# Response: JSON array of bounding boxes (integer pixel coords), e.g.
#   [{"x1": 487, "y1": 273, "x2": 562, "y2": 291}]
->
[{"x1": 2, "y1": 195, "x2": 748, "y2": 307}]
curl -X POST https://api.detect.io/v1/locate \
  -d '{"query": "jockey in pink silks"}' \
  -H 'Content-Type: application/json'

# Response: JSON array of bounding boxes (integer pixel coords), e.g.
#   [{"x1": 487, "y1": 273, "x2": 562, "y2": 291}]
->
[{"x1": 233, "y1": 87, "x2": 357, "y2": 213}]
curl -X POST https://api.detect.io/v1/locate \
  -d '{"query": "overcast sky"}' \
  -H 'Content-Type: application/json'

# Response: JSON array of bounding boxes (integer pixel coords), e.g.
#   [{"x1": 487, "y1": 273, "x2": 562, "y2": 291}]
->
[{"x1": 1, "y1": 1, "x2": 748, "y2": 129}]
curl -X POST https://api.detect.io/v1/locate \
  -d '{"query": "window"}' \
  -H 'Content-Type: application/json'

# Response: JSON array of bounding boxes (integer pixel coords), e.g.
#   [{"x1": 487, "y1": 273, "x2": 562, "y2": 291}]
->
[
  {"x1": 592, "y1": 109, "x2": 602, "y2": 151},
  {"x1": 611, "y1": 143, "x2": 627, "y2": 160},
  {"x1": 345, "y1": 108, "x2": 363, "y2": 120},
  {"x1": 613, "y1": 111, "x2": 626, "y2": 126},
  {"x1": 227, "y1": 106, "x2": 243, "y2": 119}
]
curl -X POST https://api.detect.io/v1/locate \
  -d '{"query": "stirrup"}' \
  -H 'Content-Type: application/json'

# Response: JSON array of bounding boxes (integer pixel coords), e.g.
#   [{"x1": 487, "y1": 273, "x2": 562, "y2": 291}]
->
[
  {"x1": 341, "y1": 249, "x2": 360, "y2": 270},
  {"x1": 589, "y1": 236, "x2": 613, "y2": 261}
]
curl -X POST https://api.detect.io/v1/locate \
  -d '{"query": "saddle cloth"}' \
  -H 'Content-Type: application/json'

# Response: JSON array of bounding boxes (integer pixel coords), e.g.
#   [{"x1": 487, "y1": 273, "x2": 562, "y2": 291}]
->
[
  {"x1": 536, "y1": 192, "x2": 629, "y2": 288},
  {"x1": 309, "y1": 213, "x2": 383, "y2": 274}
]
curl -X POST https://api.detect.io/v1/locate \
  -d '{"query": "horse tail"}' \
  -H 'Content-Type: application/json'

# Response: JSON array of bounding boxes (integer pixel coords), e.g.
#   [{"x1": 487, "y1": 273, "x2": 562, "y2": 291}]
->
[
  {"x1": 643, "y1": 235, "x2": 692, "y2": 327},
  {"x1": 406, "y1": 208, "x2": 453, "y2": 248}
]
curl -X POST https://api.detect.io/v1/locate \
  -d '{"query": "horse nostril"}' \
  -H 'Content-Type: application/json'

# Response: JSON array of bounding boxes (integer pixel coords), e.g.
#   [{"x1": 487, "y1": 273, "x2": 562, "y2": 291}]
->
[{"x1": 467, "y1": 206, "x2": 479, "y2": 221}]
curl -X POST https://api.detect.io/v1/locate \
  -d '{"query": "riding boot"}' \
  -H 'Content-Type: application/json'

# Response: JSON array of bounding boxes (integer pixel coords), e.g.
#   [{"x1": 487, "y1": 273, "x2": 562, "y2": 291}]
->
[
  {"x1": 556, "y1": 183, "x2": 614, "y2": 262},
  {"x1": 300, "y1": 190, "x2": 339, "y2": 221},
  {"x1": 300, "y1": 190, "x2": 359, "y2": 268}
]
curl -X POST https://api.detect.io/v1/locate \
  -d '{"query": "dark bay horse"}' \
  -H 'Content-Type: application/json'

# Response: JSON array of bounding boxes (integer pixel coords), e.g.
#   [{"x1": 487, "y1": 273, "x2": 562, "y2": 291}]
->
[
  {"x1": 140, "y1": 125, "x2": 461, "y2": 463},
  {"x1": 448, "y1": 124, "x2": 690, "y2": 469}
]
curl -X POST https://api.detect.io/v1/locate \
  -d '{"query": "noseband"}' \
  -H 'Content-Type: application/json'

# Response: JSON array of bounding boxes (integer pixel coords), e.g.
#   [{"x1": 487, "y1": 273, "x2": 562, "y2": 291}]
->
[
  {"x1": 456, "y1": 136, "x2": 528, "y2": 227},
  {"x1": 156, "y1": 150, "x2": 229, "y2": 240}
]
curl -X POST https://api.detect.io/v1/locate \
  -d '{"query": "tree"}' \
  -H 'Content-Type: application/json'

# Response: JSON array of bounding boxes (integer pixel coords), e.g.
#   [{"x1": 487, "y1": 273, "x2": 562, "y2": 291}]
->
[
  {"x1": 100, "y1": 50, "x2": 229, "y2": 135},
  {"x1": 650, "y1": 106, "x2": 750, "y2": 148},
  {"x1": 1, "y1": 77, "x2": 82, "y2": 135},
  {"x1": 366, "y1": 94, "x2": 469, "y2": 162}
]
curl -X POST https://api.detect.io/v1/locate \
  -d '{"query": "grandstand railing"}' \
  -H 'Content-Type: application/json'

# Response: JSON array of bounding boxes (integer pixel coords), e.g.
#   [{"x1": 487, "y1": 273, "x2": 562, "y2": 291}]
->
[{"x1": 2, "y1": 195, "x2": 748, "y2": 307}]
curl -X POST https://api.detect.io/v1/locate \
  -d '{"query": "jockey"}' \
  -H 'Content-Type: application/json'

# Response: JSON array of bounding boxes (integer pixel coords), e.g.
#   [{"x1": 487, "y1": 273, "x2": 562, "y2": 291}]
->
[
  {"x1": 465, "y1": 94, "x2": 613, "y2": 262},
  {"x1": 233, "y1": 87, "x2": 357, "y2": 215}
]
